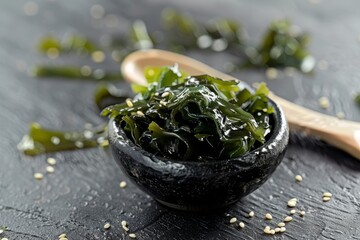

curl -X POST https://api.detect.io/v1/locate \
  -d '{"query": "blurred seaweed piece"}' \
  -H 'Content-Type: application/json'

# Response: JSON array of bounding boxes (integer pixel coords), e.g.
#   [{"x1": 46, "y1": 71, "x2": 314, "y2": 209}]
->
[
  {"x1": 31, "y1": 65, "x2": 122, "y2": 81},
  {"x1": 244, "y1": 20, "x2": 315, "y2": 72},
  {"x1": 95, "y1": 83, "x2": 131, "y2": 109},
  {"x1": 355, "y1": 93, "x2": 360, "y2": 106},
  {"x1": 38, "y1": 34, "x2": 98, "y2": 55},
  {"x1": 130, "y1": 20, "x2": 155, "y2": 50},
  {"x1": 161, "y1": 8, "x2": 244, "y2": 52},
  {"x1": 18, "y1": 123, "x2": 108, "y2": 156}
]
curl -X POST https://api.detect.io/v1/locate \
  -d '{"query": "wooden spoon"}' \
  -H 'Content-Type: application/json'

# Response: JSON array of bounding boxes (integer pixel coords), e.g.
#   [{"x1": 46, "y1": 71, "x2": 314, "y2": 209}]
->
[{"x1": 121, "y1": 49, "x2": 360, "y2": 160}]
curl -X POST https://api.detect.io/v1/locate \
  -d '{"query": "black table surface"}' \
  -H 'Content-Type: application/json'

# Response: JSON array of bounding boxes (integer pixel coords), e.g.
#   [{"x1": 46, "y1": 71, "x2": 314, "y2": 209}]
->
[{"x1": 1, "y1": 0, "x2": 360, "y2": 239}]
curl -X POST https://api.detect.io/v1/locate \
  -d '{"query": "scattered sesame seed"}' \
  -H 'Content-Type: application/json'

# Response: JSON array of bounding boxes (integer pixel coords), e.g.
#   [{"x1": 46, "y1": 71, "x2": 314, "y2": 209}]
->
[
  {"x1": 46, "y1": 48, "x2": 59, "y2": 59},
  {"x1": 160, "y1": 100, "x2": 167, "y2": 106},
  {"x1": 46, "y1": 166, "x2": 55, "y2": 173},
  {"x1": 34, "y1": 172, "x2": 44, "y2": 180},
  {"x1": 126, "y1": 99, "x2": 134, "y2": 107},
  {"x1": 295, "y1": 175, "x2": 303, "y2": 182},
  {"x1": 263, "y1": 226, "x2": 271, "y2": 234},
  {"x1": 47, "y1": 157, "x2": 57, "y2": 165},
  {"x1": 248, "y1": 211, "x2": 254, "y2": 217},
  {"x1": 121, "y1": 220, "x2": 129, "y2": 231},
  {"x1": 323, "y1": 196, "x2": 331, "y2": 202},
  {"x1": 91, "y1": 51, "x2": 106, "y2": 63},
  {"x1": 280, "y1": 226, "x2": 286, "y2": 232},
  {"x1": 287, "y1": 198, "x2": 298, "y2": 208},
  {"x1": 24, "y1": 1, "x2": 39, "y2": 16},
  {"x1": 300, "y1": 210, "x2": 306, "y2": 216},
  {"x1": 319, "y1": 96, "x2": 330, "y2": 109},
  {"x1": 1, "y1": 238, "x2": 9, "y2": 240},
  {"x1": 154, "y1": 92, "x2": 159, "y2": 96},
  {"x1": 59, "y1": 238, "x2": 68, "y2": 240},
  {"x1": 90, "y1": 4, "x2": 105, "y2": 19},
  {"x1": 290, "y1": 209, "x2": 296, "y2": 215},
  {"x1": 275, "y1": 227, "x2": 281, "y2": 233},
  {"x1": 323, "y1": 192, "x2": 332, "y2": 197},
  {"x1": 278, "y1": 222, "x2": 285, "y2": 227},
  {"x1": 119, "y1": 181, "x2": 127, "y2": 188},
  {"x1": 161, "y1": 92, "x2": 170, "y2": 98},
  {"x1": 269, "y1": 229, "x2": 275, "y2": 235},
  {"x1": 266, "y1": 67, "x2": 278, "y2": 80},
  {"x1": 104, "y1": 223, "x2": 111, "y2": 230},
  {"x1": 229, "y1": 217, "x2": 237, "y2": 223},
  {"x1": 80, "y1": 65, "x2": 92, "y2": 76},
  {"x1": 129, "y1": 233, "x2": 136, "y2": 238},
  {"x1": 265, "y1": 213, "x2": 272, "y2": 220},
  {"x1": 284, "y1": 216, "x2": 293, "y2": 222},
  {"x1": 84, "y1": 130, "x2": 94, "y2": 139},
  {"x1": 0, "y1": 230, "x2": 3, "y2": 234},
  {"x1": 58, "y1": 233, "x2": 67, "y2": 238},
  {"x1": 239, "y1": 222, "x2": 245, "y2": 228}
]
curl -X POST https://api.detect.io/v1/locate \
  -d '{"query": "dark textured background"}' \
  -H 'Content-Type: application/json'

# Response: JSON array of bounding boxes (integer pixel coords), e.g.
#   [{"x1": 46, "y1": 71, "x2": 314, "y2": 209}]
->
[{"x1": 1, "y1": 0, "x2": 360, "y2": 239}]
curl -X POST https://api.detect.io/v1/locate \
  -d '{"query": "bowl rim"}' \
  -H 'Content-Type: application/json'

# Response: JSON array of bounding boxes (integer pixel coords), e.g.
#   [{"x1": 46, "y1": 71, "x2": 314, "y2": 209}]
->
[{"x1": 109, "y1": 97, "x2": 288, "y2": 166}]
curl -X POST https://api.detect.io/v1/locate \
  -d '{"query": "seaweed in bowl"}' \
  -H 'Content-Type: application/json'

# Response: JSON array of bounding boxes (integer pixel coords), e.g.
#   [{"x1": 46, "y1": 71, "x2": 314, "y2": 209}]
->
[
  {"x1": 102, "y1": 65, "x2": 274, "y2": 162},
  {"x1": 104, "y1": 66, "x2": 288, "y2": 211}
]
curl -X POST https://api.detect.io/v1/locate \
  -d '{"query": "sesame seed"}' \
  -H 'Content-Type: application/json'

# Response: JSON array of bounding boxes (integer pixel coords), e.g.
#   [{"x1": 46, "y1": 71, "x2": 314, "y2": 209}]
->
[
  {"x1": 93, "y1": 69, "x2": 105, "y2": 79},
  {"x1": 265, "y1": 213, "x2": 272, "y2": 220},
  {"x1": 275, "y1": 227, "x2": 281, "y2": 233},
  {"x1": 239, "y1": 222, "x2": 245, "y2": 228},
  {"x1": 58, "y1": 233, "x2": 67, "y2": 238},
  {"x1": 160, "y1": 100, "x2": 167, "y2": 106},
  {"x1": 295, "y1": 175, "x2": 303, "y2": 182},
  {"x1": 126, "y1": 99, "x2": 133, "y2": 107},
  {"x1": 154, "y1": 92, "x2": 159, "y2": 96},
  {"x1": 121, "y1": 220, "x2": 129, "y2": 231},
  {"x1": 24, "y1": 2, "x2": 39, "y2": 16},
  {"x1": 91, "y1": 51, "x2": 106, "y2": 63},
  {"x1": 161, "y1": 92, "x2": 170, "y2": 98},
  {"x1": 90, "y1": 4, "x2": 105, "y2": 19},
  {"x1": 59, "y1": 238, "x2": 68, "y2": 240},
  {"x1": 323, "y1": 192, "x2": 332, "y2": 197},
  {"x1": 319, "y1": 96, "x2": 330, "y2": 109},
  {"x1": 34, "y1": 172, "x2": 44, "y2": 180},
  {"x1": 287, "y1": 198, "x2": 297, "y2": 208},
  {"x1": 136, "y1": 111, "x2": 144, "y2": 116},
  {"x1": 46, "y1": 166, "x2": 55, "y2": 173},
  {"x1": 47, "y1": 157, "x2": 57, "y2": 165},
  {"x1": 0, "y1": 230, "x2": 3, "y2": 234},
  {"x1": 284, "y1": 216, "x2": 293, "y2": 222},
  {"x1": 104, "y1": 223, "x2": 111, "y2": 230},
  {"x1": 248, "y1": 211, "x2": 254, "y2": 217},
  {"x1": 300, "y1": 210, "x2": 306, "y2": 216},
  {"x1": 263, "y1": 226, "x2": 271, "y2": 234},
  {"x1": 323, "y1": 196, "x2": 331, "y2": 202},
  {"x1": 265, "y1": 67, "x2": 278, "y2": 80},
  {"x1": 84, "y1": 130, "x2": 94, "y2": 139},
  {"x1": 51, "y1": 136, "x2": 60, "y2": 145},
  {"x1": 129, "y1": 233, "x2": 136, "y2": 239},
  {"x1": 229, "y1": 217, "x2": 237, "y2": 223},
  {"x1": 119, "y1": 181, "x2": 127, "y2": 188},
  {"x1": 269, "y1": 229, "x2": 275, "y2": 235},
  {"x1": 280, "y1": 226, "x2": 286, "y2": 232},
  {"x1": 278, "y1": 222, "x2": 285, "y2": 227},
  {"x1": 1, "y1": 238, "x2": 9, "y2": 240}
]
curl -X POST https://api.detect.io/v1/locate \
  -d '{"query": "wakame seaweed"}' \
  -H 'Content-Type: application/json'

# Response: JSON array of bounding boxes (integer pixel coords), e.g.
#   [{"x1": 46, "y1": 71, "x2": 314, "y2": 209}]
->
[{"x1": 102, "y1": 66, "x2": 274, "y2": 161}]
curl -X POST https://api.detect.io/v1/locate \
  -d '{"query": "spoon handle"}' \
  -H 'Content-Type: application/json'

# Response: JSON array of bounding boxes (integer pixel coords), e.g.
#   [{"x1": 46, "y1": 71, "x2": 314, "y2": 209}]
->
[{"x1": 270, "y1": 94, "x2": 360, "y2": 160}]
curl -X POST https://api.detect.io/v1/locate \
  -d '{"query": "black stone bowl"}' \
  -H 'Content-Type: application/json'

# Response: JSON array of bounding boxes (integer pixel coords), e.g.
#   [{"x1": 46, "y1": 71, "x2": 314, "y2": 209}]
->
[{"x1": 108, "y1": 98, "x2": 289, "y2": 211}]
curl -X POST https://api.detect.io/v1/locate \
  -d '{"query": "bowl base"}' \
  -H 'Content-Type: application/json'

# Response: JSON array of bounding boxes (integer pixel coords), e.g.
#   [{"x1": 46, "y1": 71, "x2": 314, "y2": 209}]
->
[{"x1": 155, "y1": 198, "x2": 238, "y2": 212}]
